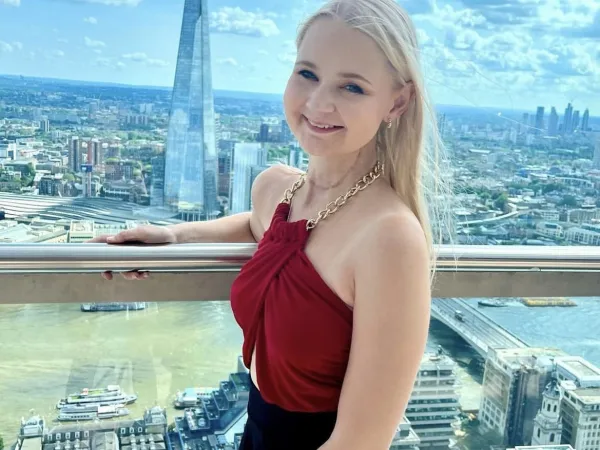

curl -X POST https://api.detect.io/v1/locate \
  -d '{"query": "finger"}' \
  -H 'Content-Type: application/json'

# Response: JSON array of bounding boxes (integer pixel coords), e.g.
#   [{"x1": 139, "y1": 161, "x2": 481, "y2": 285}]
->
[
  {"x1": 88, "y1": 235, "x2": 110, "y2": 243},
  {"x1": 101, "y1": 271, "x2": 113, "y2": 281},
  {"x1": 107, "y1": 229, "x2": 138, "y2": 244},
  {"x1": 122, "y1": 271, "x2": 139, "y2": 280}
]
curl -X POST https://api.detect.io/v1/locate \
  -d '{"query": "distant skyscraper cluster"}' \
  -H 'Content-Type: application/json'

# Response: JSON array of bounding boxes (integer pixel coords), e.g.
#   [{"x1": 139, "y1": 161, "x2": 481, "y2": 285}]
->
[
  {"x1": 525, "y1": 103, "x2": 591, "y2": 136},
  {"x1": 164, "y1": 0, "x2": 218, "y2": 220}
]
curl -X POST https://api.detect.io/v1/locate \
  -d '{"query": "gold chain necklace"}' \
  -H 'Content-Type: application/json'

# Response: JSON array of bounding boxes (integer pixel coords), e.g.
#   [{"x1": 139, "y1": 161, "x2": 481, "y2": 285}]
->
[{"x1": 281, "y1": 161, "x2": 383, "y2": 230}]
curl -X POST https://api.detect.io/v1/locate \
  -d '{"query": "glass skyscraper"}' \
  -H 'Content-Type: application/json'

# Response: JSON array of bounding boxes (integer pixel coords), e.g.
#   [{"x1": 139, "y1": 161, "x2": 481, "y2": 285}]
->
[{"x1": 164, "y1": 0, "x2": 218, "y2": 220}]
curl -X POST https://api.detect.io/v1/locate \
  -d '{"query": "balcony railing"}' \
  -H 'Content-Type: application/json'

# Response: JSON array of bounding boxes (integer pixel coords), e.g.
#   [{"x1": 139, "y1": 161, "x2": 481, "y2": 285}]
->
[{"x1": 2, "y1": 244, "x2": 600, "y2": 303}]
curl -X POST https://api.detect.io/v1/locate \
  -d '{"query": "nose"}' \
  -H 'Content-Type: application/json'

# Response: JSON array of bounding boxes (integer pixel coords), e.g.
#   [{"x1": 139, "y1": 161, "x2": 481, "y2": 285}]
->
[{"x1": 305, "y1": 84, "x2": 336, "y2": 114}]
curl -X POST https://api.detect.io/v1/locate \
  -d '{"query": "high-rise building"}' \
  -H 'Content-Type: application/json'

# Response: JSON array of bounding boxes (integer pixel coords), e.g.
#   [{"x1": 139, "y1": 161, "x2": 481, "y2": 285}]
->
[
  {"x1": 39, "y1": 117, "x2": 50, "y2": 133},
  {"x1": 150, "y1": 154, "x2": 165, "y2": 207},
  {"x1": 281, "y1": 119, "x2": 292, "y2": 143},
  {"x1": 535, "y1": 106, "x2": 545, "y2": 134},
  {"x1": 230, "y1": 143, "x2": 265, "y2": 214},
  {"x1": 259, "y1": 123, "x2": 270, "y2": 142},
  {"x1": 91, "y1": 139, "x2": 103, "y2": 167},
  {"x1": 531, "y1": 379, "x2": 563, "y2": 446},
  {"x1": 581, "y1": 108, "x2": 590, "y2": 132},
  {"x1": 479, "y1": 347, "x2": 567, "y2": 448},
  {"x1": 69, "y1": 136, "x2": 81, "y2": 172},
  {"x1": 405, "y1": 351, "x2": 458, "y2": 450},
  {"x1": 548, "y1": 108, "x2": 559, "y2": 136},
  {"x1": 572, "y1": 110, "x2": 580, "y2": 132},
  {"x1": 164, "y1": 0, "x2": 218, "y2": 219},
  {"x1": 593, "y1": 137, "x2": 600, "y2": 170},
  {"x1": 554, "y1": 356, "x2": 600, "y2": 450},
  {"x1": 563, "y1": 103, "x2": 574, "y2": 135}
]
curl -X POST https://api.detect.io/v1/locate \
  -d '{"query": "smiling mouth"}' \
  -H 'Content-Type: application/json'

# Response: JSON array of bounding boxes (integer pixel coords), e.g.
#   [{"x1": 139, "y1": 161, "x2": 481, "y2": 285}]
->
[{"x1": 303, "y1": 115, "x2": 345, "y2": 134}]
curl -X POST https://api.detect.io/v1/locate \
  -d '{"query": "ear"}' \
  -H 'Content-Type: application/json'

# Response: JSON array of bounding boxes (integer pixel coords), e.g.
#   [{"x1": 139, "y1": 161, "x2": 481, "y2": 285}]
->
[{"x1": 388, "y1": 81, "x2": 415, "y2": 120}]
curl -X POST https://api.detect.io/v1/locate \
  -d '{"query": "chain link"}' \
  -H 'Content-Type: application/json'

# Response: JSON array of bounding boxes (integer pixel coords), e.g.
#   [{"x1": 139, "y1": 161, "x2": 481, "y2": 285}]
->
[{"x1": 281, "y1": 161, "x2": 383, "y2": 231}]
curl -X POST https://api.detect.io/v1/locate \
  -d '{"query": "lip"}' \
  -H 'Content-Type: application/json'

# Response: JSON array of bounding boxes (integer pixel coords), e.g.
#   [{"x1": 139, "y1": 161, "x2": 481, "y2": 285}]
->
[{"x1": 303, "y1": 115, "x2": 345, "y2": 135}]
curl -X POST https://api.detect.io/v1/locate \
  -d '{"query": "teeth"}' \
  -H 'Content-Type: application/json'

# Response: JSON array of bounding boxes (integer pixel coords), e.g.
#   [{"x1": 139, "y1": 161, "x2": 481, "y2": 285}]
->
[{"x1": 308, "y1": 118, "x2": 336, "y2": 129}]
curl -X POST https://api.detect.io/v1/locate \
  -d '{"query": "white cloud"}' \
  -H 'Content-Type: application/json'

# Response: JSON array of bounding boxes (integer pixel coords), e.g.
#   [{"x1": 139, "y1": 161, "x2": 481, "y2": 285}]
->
[
  {"x1": 210, "y1": 6, "x2": 280, "y2": 38},
  {"x1": 57, "y1": 38, "x2": 69, "y2": 44},
  {"x1": 94, "y1": 49, "x2": 103, "y2": 54},
  {"x1": 46, "y1": 49, "x2": 65, "y2": 58},
  {"x1": 122, "y1": 52, "x2": 148, "y2": 62},
  {"x1": 258, "y1": 49, "x2": 269, "y2": 56},
  {"x1": 84, "y1": 37, "x2": 106, "y2": 48},
  {"x1": 84, "y1": 16, "x2": 98, "y2": 24},
  {"x1": 0, "y1": 41, "x2": 13, "y2": 53},
  {"x1": 0, "y1": 0, "x2": 20, "y2": 6},
  {"x1": 122, "y1": 52, "x2": 168, "y2": 67},
  {"x1": 218, "y1": 57, "x2": 238, "y2": 66},
  {"x1": 93, "y1": 56, "x2": 125, "y2": 70},
  {"x1": 145, "y1": 58, "x2": 168, "y2": 67},
  {"x1": 0, "y1": 41, "x2": 22, "y2": 53}
]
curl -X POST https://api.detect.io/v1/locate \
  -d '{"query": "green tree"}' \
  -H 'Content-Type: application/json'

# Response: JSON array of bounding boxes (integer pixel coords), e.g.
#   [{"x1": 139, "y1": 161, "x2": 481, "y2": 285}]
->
[
  {"x1": 559, "y1": 195, "x2": 577, "y2": 208},
  {"x1": 493, "y1": 192, "x2": 509, "y2": 212},
  {"x1": 63, "y1": 172, "x2": 75, "y2": 182},
  {"x1": 0, "y1": 433, "x2": 4, "y2": 450}
]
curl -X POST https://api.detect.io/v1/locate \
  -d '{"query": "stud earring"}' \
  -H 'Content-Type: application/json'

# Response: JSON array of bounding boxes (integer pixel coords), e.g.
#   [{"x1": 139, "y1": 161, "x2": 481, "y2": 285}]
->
[{"x1": 387, "y1": 118, "x2": 393, "y2": 129}]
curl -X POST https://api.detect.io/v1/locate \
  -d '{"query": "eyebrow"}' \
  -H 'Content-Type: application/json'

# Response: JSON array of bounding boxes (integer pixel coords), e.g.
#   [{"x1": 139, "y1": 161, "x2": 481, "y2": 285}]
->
[{"x1": 295, "y1": 60, "x2": 373, "y2": 86}]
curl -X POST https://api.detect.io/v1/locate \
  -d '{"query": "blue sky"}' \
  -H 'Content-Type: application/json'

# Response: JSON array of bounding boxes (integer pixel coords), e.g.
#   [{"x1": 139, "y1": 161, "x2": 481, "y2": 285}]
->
[{"x1": 0, "y1": 0, "x2": 599, "y2": 110}]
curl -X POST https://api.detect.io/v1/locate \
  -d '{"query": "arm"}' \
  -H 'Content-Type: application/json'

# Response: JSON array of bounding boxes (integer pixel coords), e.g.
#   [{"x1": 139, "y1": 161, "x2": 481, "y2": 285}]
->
[
  {"x1": 167, "y1": 212, "x2": 255, "y2": 243},
  {"x1": 320, "y1": 214, "x2": 431, "y2": 450}
]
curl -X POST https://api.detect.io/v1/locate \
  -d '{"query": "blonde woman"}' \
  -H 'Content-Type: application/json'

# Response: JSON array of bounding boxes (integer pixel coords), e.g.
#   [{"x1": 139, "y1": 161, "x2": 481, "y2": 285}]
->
[{"x1": 96, "y1": 0, "x2": 444, "y2": 448}]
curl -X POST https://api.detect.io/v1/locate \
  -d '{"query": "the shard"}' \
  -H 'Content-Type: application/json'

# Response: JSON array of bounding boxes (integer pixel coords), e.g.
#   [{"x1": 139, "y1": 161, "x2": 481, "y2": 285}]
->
[{"x1": 164, "y1": 0, "x2": 218, "y2": 220}]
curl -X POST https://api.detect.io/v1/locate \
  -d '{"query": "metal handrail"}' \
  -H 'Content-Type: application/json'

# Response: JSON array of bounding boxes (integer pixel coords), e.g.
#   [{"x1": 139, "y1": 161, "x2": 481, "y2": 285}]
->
[{"x1": 1, "y1": 243, "x2": 600, "y2": 272}]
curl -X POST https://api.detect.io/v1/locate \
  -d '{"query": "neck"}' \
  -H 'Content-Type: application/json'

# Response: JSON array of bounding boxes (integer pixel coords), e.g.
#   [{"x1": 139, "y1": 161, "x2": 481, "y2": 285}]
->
[
  {"x1": 300, "y1": 140, "x2": 378, "y2": 205},
  {"x1": 306, "y1": 140, "x2": 377, "y2": 189}
]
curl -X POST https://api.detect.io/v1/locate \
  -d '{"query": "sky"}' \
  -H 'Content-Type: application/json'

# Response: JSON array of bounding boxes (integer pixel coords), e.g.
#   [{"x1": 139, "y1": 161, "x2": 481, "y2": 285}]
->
[{"x1": 0, "y1": 0, "x2": 599, "y2": 110}]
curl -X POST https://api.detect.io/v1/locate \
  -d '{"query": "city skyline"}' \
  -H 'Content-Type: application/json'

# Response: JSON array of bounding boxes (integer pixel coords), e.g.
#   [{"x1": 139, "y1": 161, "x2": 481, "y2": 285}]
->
[{"x1": 0, "y1": 0, "x2": 598, "y2": 110}]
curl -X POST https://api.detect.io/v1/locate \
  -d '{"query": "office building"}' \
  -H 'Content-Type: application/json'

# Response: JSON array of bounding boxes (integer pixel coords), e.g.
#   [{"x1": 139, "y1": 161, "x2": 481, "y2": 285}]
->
[
  {"x1": 405, "y1": 352, "x2": 459, "y2": 449},
  {"x1": 562, "y1": 104, "x2": 573, "y2": 135},
  {"x1": 39, "y1": 117, "x2": 50, "y2": 133},
  {"x1": 150, "y1": 154, "x2": 165, "y2": 207},
  {"x1": 479, "y1": 347, "x2": 567, "y2": 447},
  {"x1": 572, "y1": 110, "x2": 580, "y2": 132},
  {"x1": 390, "y1": 417, "x2": 421, "y2": 449},
  {"x1": 581, "y1": 108, "x2": 590, "y2": 132},
  {"x1": 259, "y1": 123, "x2": 270, "y2": 142},
  {"x1": 164, "y1": 0, "x2": 218, "y2": 219},
  {"x1": 230, "y1": 143, "x2": 266, "y2": 214},
  {"x1": 281, "y1": 119, "x2": 293, "y2": 143},
  {"x1": 68, "y1": 136, "x2": 80, "y2": 172},
  {"x1": 548, "y1": 108, "x2": 559, "y2": 136},
  {"x1": 535, "y1": 107, "x2": 545, "y2": 134}
]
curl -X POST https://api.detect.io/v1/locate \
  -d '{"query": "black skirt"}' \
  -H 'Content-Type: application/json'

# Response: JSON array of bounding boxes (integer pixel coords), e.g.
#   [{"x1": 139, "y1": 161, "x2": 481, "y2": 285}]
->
[{"x1": 239, "y1": 380, "x2": 338, "y2": 450}]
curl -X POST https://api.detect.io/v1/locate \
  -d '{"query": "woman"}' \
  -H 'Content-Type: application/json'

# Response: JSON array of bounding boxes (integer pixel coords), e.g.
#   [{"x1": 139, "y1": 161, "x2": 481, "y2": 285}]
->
[{"x1": 96, "y1": 0, "x2": 446, "y2": 448}]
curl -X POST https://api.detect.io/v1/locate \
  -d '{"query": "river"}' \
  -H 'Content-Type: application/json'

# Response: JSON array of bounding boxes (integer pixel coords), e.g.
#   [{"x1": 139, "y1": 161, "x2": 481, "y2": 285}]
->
[{"x1": 0, "y1": 298, "x2": 598, "y2": 439}]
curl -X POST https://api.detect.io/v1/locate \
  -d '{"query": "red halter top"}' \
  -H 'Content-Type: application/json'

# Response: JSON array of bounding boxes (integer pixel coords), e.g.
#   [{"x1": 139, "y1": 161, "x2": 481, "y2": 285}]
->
[{"x1": 230, "y1": 202, "x2": 353, "y2": 412}]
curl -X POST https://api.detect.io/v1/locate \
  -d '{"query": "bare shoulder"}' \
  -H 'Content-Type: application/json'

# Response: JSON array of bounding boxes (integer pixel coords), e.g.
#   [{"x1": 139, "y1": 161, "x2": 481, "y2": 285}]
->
[
  {"x1": 352, "y1": 186, "x2": 430, "y2": 270},
  {"x1": 250, "y1": 164, "x2": 304, "y2": 237}
]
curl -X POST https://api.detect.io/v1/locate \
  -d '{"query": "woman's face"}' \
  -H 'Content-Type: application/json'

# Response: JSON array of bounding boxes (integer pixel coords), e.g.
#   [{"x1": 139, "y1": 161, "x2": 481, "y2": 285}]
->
[{"x1": 283, "y1": 17, "x2": 404, "y2": 158}]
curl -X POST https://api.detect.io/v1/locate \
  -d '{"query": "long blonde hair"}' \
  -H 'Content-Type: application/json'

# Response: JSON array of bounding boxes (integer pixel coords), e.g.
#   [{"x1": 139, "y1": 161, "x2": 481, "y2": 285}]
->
[{"x1": 296, "y1": 0, "x2": 451, "y2": 263}]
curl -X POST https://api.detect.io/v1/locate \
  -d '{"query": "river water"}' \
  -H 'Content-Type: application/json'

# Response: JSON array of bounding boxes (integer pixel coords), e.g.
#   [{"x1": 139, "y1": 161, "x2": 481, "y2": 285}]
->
[{"x1": 0, "y1": 298, "x2": 598, "y2": 439}]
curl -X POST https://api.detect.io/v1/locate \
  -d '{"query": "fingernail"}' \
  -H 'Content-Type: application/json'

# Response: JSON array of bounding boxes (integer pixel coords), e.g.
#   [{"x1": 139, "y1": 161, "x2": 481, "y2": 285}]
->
[{"x1": 143, "y1": 272, "x2": 149, "y2": 278}]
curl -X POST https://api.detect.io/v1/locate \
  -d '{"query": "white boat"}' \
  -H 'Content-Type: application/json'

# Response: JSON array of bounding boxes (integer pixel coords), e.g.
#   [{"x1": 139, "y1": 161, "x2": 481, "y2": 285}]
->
[
  {"x1": 57, "y1": 405, "x2": 129, "y2": 421},
  {"x1": 56, "y1": 385, "x2": 137, "y2": 409}
]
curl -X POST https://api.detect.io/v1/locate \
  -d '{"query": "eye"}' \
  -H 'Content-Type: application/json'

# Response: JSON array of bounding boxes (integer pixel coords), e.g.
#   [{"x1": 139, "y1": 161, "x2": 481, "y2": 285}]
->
[
  {"x1": 344, "y1": 84, "x2": 364, "y2": 95},
  {"x1": 298, "y1": 69, "x2": 318, "y2": 81}
]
